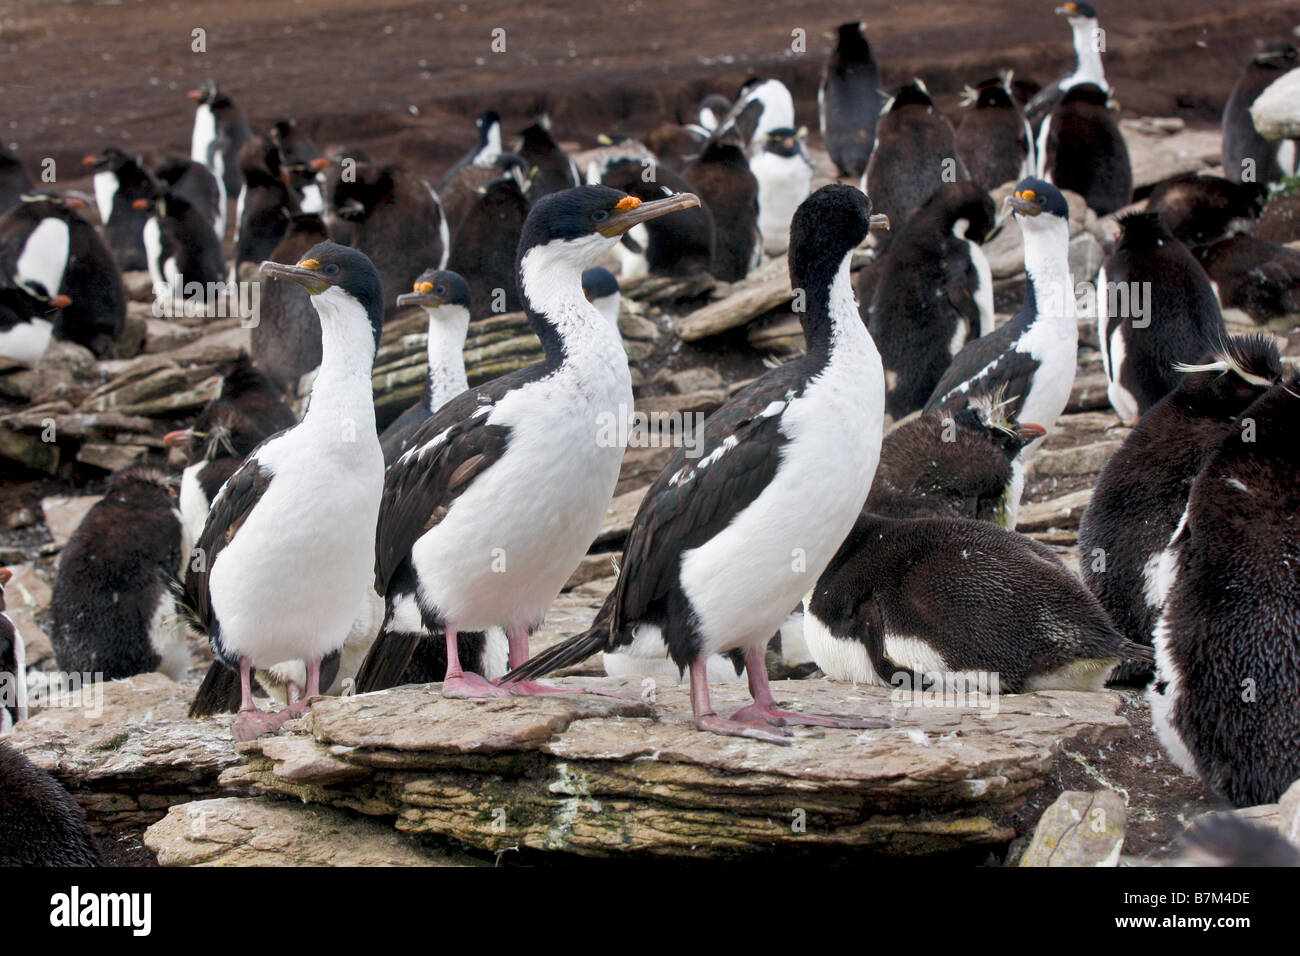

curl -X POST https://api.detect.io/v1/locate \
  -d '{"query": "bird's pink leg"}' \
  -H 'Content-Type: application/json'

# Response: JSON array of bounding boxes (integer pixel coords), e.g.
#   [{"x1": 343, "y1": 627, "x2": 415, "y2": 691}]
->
[
  {"x1": 284, "y1": 658, "x2": 321, "y2": 718},
  {"x1": 498, "y1": 626, "x2": 631, "y2": 698},
  {"x1": 730, "y1": 645, "x2": 887, "y2": 730},
  {"x1": 233, "y1": 658, "x2": 289, "y2": 741},
  {"x1": 691, "y1": 653, "x2": 793, "y2": 744},
  {"x1": 441, "y1": 623, "x2": 510, "y2": 698}
]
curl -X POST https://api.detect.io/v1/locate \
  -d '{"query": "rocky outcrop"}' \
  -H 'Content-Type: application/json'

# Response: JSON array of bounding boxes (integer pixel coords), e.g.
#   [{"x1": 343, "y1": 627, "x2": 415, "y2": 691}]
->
[
  {"x1": 1250, "y1": 70, "x2": 1300, "y2": 141},
  {"x1": 219, "y1": 680, "x2": 1133, "y2": 860},
  {"x1": 144, "y1": 796, "x2": 485, "y2": 866},
  {"x1": 1021, "y1": 789, "x2": 1127, "y2": 866}
]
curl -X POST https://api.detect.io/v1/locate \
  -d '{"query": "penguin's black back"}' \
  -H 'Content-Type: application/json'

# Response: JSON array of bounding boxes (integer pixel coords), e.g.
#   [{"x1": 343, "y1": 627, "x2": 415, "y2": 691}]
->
[
  {"x1": 956, "y1": 78, "x2": 1030, "y2": 192},
  {"x1": 50, "y1": 468, "x2": 184, "y2": 681},
  {"x1": 0, "y1": 742, "x2": 101, "y2": 866},
  {"x1": 156, "y1": 193, "x2": 225, "y2": 288},
  {"x1": 154, "y1": 156, "x2": 222, "y2": 228},
  {"x1": 1155, "y1": 376, "x2": 1300, "y2": 806},
  {"x1": 811, "y1": 513, "x2": 1138, "y2": 692},
  {"x1": 864, "y1": 84, "x2": 967, "y2": 246},
  {"x1": 326, "y1": 162, "x2": 447, "y2": 315},
  {"x1": 820, "y1": 22, "x2": 882, "y2": 179},
  {"x1": 1102, "y1": 212, "x2": 1225, "y2": 415},
  {"x1": 1079, "y1": 335, "x2": 1283, "y2": 673},
  {"x1": 1194, "y1": 234, "x2": 1300, "y2": 322},
  {"x1": 867, "y1": 181, "x2": 996, "y2": 418},
  {"x1": 1146, "y1": 174, "x2": 1266, "y2": 247},
  {"x1": 684, "y1": 141, "x2": 759, "y2": 282},
  {"x1": 1044, "y1": 83, "x2": 1132, "y2": 217},
  {"x1": 600, "y1": 159, "x2": 715, "y2": 276},
  {"x1": 99, "y1": 152, "x2": 153, "y2": 271},
  {"x1": 517, "y1": 121, "x2": 579, "y2": 201},
  {"x1": 0, "y1": 147, "x2": 33, "y2": 216},
  {"x1": 250, "y1": 214, "x2": 330, "y2": 393},
  {"x1": 447, "y1": 177, "x2": 528, "y2": 320}
]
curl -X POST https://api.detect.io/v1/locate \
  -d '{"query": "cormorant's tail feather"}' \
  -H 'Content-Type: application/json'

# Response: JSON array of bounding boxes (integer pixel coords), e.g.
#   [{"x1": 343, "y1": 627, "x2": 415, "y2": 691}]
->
[
  {"x1": 354, "y1": 630, "x2": 422, "y2": 694},
  {"x1": 189, "y1": 660, "x2": 240, "y2": 717},
  {"x1": 500, "y1": 626, "x2": 607, "y2": 684}
]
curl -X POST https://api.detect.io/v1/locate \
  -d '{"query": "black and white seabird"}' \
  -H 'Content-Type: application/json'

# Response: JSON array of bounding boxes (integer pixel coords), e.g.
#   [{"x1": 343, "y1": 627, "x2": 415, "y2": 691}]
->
[
  {"x1": 0, "y1": 146, "x2": 33, "y2": 216},
  {"x1": 696, "y1": 94, "x2": 732, "y2": 134},
  {"x1": 50, "y1": 467, "x2": 189, "y2": 683},
  {"x1": 379, "y1": 269, "x2": 473, "y2": 463},
  {"x1": 683, "y1": 136, "x2": 761, "y2": 281},
  {"x1": 82, "y1": 147, "x2": 153, "y2": 270},
  {"x1": 184, "y1": 242, "x2": 386, "y2": 740},
  {"x1": 1078, "y1": 334, "x2": 1282, "y2": 683},
  {"x1": 0, "y1": 284, "x2": 67, "y2": 367},
  {"x1": 750, "y1": 128, "x2": 813, "y2": 257},
  {"x1": 0, "y1": 192, "x2": 124, "y2": 358},
  {"x1": 1148, "y1": 372, "x2": 1300, "y2": 807},
  {"x1": 1024, "y1": 2, "x2": 1109, "y2": 122},
  {"x1": 1194, "y1": 234, "x2": 1300, "y2": 324},
  {"x1": 1098, "y1": 212, "x2": 1226, "y2": 424},
  {"x1": 1038, "y1": 82, "x2": 1132, "y2": 217},
  {"x1": 232, "y1": 136, "x2": 301, "y2": 276},
  {"x1": 268, "y1": 118, "x2": 328, "y2": 214},
  {"x1": 0, "y1": 742, "x2": 101, "y2": 866},
  {"x1": 719, "y1": 78, "x2": 797, "y2": 152},
  {"x1": 924, "y1": 179, "x2": 1076, "y2": 522},
  {"x1": 152, "y1": 154, "x2": 224, "y2": 239},
  {"x1": 139, "y1": 188, "x2": 226, "y2": 305},
  {"x1": 803, "y1": 513, "x2": 1153, "y2": 691},
  {"x1": 323, "y1": 159, "x2": 450, "y2": 316},
  {"x1": 188, "y1": 80, "x2": 252, "y2": 212},
  {"x1": 354, "y1": 186, "x2": 699, "y2": 698},
  {"x1": 1222, "y1": 42, "x2": 1298, "y2": 187},
  {"x1": 956, "y1": 73, "x2": 1035, "y2": 191},
  {"x1": 863, "y1": 81, "x2": 968, "y2": 244},
  {"x1": 167, "y1": 354, "x2": 297, "y2": 545},
  {"x1": 437, "y1": 111, "x2": 505, "y2": 192},
  {"x1": 819, "y1": 21, "x2": 883, "y2": 179},
  {"x1": 249, "y1": 213, "x2": 331, "y2": 395},
  {"x1": 438, "y1": 153, "x2": 530, "y2": 239},
  {"x1": 501, "y1": 184, "x2": 891, "y2": 743},
  {"x1": 643, "y1": 121, "x2": 708, "y2": 173},
  {"x1": 866, "y1": 181, "x2": 996, "y2": 420},
  {"x1": 0, "y1": 568, "x2": 28, "y2": 734}
]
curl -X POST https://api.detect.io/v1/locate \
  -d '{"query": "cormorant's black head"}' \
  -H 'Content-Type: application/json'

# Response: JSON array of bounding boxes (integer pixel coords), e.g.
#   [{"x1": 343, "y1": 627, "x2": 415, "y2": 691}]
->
[
  {"x1": 1173, "y1": 334, "x2": 1284, "y2": 416},
  {"x1": 581, "y1": 267, "x2": 620, "y2": 303},
  {"x1": 1056, "y1": 2, "x2": 1098, "y2": 19},
  {"x1": 516, "y1": 185, "x2": 699, "y2": 269},
  {"x1": 396, "y1": 269, "x2": 472, "y2": 311},
  {"x1": 1005, "y1": 178, "x2": 1069, "y2": 220},
  {"x1": 260, "y1": 241, "x2": 384, "y2": 347},
  {"x1": 1255, "y1": 42, "x2": 1299, "y2": 69},
  {"x1": 789, "y1": 184, "x2": 889, "y2": 294}
]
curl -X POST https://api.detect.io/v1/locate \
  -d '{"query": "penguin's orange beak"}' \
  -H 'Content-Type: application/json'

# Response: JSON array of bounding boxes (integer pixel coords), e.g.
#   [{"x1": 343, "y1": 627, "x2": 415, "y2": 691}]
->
[
  {"x1": 1017, "y1": 423, "x2": 1047, "y2": 441},
  {"x1": 0, "y1": 569, "x2": 11, "y2": 586},
  {"x1": 163, "y1": 429, "x2": 195, "y2": 448},
  {"x1": 187, "y1": 89, "x2": 202, "y2": 101},
  {"x1": 82, "y1": 155, "x2": 99, "y2": 167},
  {"x1": 309, "y1": 158, "x2": 330, "y2": 172},
  {"x1": 51, "y1": 294, "x2": 72, "y2": 309},
  {"x1": 132, "y1": 198, "x2": 151, "y2": 210}
]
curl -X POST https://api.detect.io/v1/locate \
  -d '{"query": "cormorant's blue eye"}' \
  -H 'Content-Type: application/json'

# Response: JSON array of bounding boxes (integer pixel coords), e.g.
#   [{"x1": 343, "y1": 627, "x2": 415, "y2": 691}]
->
[
  {"x1": 436, "y1": 286, "x2": 446, "y2": 296},
  {"x1": 324, "y1": 263, "x2": 340, "y2": 276},
  {"x1": 592, "y1": 209, "x2": 609, "y2": 222}
]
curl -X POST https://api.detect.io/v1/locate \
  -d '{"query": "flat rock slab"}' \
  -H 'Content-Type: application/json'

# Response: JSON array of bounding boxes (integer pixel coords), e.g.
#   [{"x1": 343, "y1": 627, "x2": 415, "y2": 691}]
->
[
  {"x1": 144, "y1": 796, "x2": 485, "y2": 867},
  {"x1": 40, "y1": 494, "x2": 101, "y2": 549},
  {"x1": 225, "y1": 678, "x2": 1132, "y2": 860},
  {"x1": 1021, "y1": 789, "x2": 1126, "y2": 867},
  {"x1": 7, "y1": 672, "x2": 243, "y2": 827}
]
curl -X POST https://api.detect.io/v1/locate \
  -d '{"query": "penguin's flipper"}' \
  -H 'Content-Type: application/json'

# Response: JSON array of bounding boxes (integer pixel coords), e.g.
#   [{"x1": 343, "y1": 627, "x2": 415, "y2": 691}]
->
[
  {"x1": 859, "y1": 595, "x2": 917, "y2": 687},
  {"x1": 1023, "y1": 82, "x2": 1063, "y2": 123}
]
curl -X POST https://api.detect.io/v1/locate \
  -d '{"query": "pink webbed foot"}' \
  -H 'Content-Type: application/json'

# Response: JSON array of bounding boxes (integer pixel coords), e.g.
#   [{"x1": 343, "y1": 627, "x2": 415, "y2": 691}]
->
[
  {"x1": 695, "y1": 712, "x2": 793, "y2": 746},
  {"x1": 498, "y1": 678, "x2": 634, "y2": 699},
  {"x1": 232, "y1": 708, "x2": 292, "y2": 742},
  {"x1": 442, "y1": 672, "x2": 512, "y2": 699},
  {"x1": 729, "y1": 701, "x2": 887, "y2": 730}
]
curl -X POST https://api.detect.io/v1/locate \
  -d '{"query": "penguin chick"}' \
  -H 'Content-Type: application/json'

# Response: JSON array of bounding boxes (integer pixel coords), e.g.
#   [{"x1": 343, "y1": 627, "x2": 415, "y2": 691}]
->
[
  {"x1": 1146, "y1": 173, "x2": 1266, "y2": 248},
  {"x1": 1038, "y1": 82, "x2": 1132, "y2": 217},
  {"x1": 803, "y1": 512, "x2": 1153, "y2": 692},
  {"x1": 684, "y1": 139, "x2": 761, "y2": 281},
  {"x1": 1098, "y1": 211, "x2": 1226, "y2": 424},
  {"x1": 0, "y1": 741, "x2": 101, "y2": 866},
  {"x1": 249, "y1": 214, "x2": 331, "y2": 395},
  {"x1": 819, "y1": 21, "x2": 883, "y2": 179},
  {"x1": 866, "y1": 181, "x2": 997, "y2": 420},
  {"x1": 956, "y1": 74, "x2": 1033, "y2": 192},
  {"x1": 1148, "y1": 373, "x2": 1300, "y2": 806},
  {"x1": 446, "y1": 174, "x2": 529, "y2": 319},
  {"x1": 50, "y1": 467, "x2": 189, "y2": 683},
  {"x1": 1078, "y1": 334, "x2": 1283, "y2": 683}
]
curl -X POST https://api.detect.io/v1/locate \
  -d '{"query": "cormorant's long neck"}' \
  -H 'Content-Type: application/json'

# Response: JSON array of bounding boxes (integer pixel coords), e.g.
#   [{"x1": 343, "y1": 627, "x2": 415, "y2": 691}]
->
[
  {"x1": 517, "y1": 237, "x2": 624, "y2": 370},
  {"x1": 1022, "y1": 217, "x2": 1075, "y2": 324},
  {"x1": 796, "y1": 248, "x2": 863, "y2": 360},
  {"x1": 423, "y1": 304, "x2": 470, "y2": 413},
  {"x1": 301, "y1": 286, "x2": 378, "y2": 439},
  {"x1": 1066, "y1": 19, "x2": 1107, "y2": 90}
]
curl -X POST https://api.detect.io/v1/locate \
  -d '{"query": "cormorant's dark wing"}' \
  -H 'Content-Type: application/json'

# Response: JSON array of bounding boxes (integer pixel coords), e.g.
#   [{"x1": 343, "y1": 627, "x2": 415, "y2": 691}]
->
[
  {"x1": 924, "y1": 308, "x2": 1035, "y2": 417},
  {"x1": 608, "y1": 363, "x2": 808, "y2": 643}
]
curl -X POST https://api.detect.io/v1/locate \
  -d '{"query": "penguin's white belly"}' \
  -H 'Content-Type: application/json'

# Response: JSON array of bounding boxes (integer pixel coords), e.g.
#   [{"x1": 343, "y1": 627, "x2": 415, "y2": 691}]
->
[
  {"x1": 92, "y1": 171, "x2": 118, "y2": 225},
  {"x1": 1148, "y1": 605, "x2": 1200, "y2": 778},
  {"x1": 210, "y1": 436, "x2": 383, "y2": 667},
  {"x1": 178, "y1": 462, "x2": 210, "y2": 546},
  {"x1": 969, "y1": 240, "x2": 994, "y2": 337},
  {"x1": 0, "y1": 319, "x2": 53, "y2": 367},
  {"x1": 681, "y1": 358, "x2": 881, "y2": 656},
  {"x1": 191, "y1": 106, "x2": 216, "y2": 167},
  {"x1": 147, "y1": 588, "x2": 189, "y2": 682},
  {"x1": 410, "y1": 369, "x2": 631, "y2": 632},
  {"x1": 299, "y1": 183, "x2": 324, "y2": 215},
  {"x1": 752, "y1": 155, "x2": 811, "y2": 256}
]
